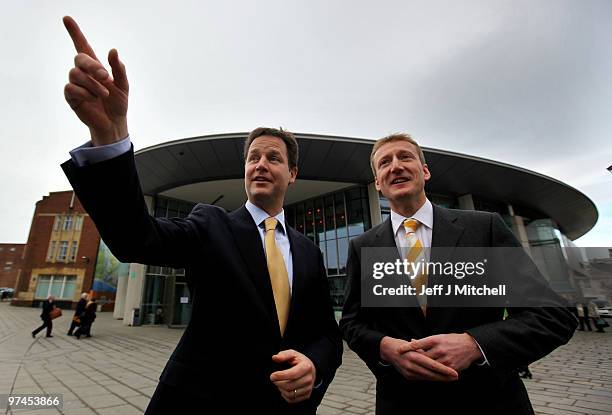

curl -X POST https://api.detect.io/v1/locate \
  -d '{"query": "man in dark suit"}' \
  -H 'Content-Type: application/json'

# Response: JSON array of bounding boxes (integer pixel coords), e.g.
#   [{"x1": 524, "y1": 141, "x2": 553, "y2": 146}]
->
[
  {"x1": 340, "y1": 133, "x2": 577, "y2": 414},
  {"x1": 67, "y1": 292, "x2": 88, "y2": 336},
  {"x1": 60, "y1": 16, "x2": 341, "y2": 414},
  {"x1": 32, "y1": 296, "x2": 55, "y2": 338}
]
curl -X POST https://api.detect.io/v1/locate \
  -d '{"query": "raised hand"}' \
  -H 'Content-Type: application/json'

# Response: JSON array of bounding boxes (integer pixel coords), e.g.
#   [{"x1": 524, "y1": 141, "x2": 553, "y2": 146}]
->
[{"x1": 63, "y1": 16, "x2": 129, "y2": 146}]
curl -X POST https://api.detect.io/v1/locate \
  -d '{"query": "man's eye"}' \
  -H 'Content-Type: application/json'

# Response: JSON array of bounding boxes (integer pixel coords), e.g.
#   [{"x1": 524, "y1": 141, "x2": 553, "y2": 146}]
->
[{"x1": 380, "y1": 159, "x2": 389, "y2": 166}]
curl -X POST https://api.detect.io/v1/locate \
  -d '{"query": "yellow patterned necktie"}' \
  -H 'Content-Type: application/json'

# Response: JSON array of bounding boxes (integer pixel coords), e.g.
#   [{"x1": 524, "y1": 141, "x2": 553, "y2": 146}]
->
[
  {"x1": 264, "y1": 217, "x2": 290, "y2": 336},
  {"x1": 404, "y1": 218, "x2": 427, "y2": 314}
]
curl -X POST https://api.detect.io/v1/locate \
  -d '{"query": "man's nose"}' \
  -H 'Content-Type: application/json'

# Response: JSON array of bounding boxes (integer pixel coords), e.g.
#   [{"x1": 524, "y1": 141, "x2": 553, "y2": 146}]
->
[
  {"x1": 390, "y1": 156, "x2": 403, "y2": 172},
  {"x1": 255, "y1": 157, "x2": 269, "y2": 171}
]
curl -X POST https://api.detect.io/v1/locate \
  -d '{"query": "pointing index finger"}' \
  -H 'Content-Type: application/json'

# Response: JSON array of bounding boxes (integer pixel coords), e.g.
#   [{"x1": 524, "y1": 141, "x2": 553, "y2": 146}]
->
[{"x1": 63, "y1": 16, "x2": 99, "y2": 61}]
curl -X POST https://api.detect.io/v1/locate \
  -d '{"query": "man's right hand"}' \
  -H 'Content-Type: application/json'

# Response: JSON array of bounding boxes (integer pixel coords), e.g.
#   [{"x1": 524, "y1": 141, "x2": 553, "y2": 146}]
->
[
  {"x1": 379, "y1": 336, "x2": 458, "y2": 382},
  {"x1": 63, "y1": 16, "x2": 129, "y2": 146}
]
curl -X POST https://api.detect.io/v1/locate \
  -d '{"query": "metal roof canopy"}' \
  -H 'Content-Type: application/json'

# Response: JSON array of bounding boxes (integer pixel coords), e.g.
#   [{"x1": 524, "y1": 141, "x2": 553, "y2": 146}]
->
[{"x1": 135, "y1": 132, "x2": 597, "y2": 240}]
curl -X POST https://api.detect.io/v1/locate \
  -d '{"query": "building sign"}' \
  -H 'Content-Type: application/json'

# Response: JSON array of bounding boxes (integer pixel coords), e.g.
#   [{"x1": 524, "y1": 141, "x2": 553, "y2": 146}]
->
[{"x1": 93, "y1": 240, "x2": 129, "y2": 294}]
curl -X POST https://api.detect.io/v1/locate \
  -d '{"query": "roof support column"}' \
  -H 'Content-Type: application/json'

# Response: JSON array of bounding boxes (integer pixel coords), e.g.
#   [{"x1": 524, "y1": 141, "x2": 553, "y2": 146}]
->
[
  {"x1": 121, "y1": 195, "x2": 153, "y2": 325},
  {"x1": 458, "y1": 194, "x2": 475, "y2": 210},
  {"x1": 508, "y1": 204, "x2": 532, "y2": 254},
  {"x1": 368, "y1": 182, "x2": 382, "y2": 227}
]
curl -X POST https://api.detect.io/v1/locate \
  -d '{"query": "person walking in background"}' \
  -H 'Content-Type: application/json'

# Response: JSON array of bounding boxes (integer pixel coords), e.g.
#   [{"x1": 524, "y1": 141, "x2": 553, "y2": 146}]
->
[
  {"x1": 75, "y1": 297, "x2": 97, "y2": 339},
  {"x1": 67, "y1": 293, "x2": 89, "y2": 336},
  {"x1": 588, "y1": 301, "x2": 606, "y2": 333},
  {"x1": 577, "y1": 303, "x2": 592, "y2": 331},
  {"x1": 32, "y1": 295, "x2": 56, "y2": 338}
]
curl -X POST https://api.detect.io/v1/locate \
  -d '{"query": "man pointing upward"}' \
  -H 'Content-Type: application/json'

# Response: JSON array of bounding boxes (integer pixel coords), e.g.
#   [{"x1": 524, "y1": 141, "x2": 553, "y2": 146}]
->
[{"x1": 60, "y1": 16, "x2": 342, "y2": 414}]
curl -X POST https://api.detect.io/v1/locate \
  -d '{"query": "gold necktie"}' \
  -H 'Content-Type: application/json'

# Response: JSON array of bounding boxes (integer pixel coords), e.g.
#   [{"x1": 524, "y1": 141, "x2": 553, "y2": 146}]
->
[
  {"x1": 264, "y1": 217, "x2": 290, "y2": 336},
  {"x1": 404, "y1": 218, "x2": 427, "y2": 314}
]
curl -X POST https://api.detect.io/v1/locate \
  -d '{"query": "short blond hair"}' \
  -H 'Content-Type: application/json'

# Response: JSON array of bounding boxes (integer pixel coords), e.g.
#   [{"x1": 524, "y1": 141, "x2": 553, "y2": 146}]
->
[{"x1": 370, "y1": 133, "x2": 426, "y2": 175}]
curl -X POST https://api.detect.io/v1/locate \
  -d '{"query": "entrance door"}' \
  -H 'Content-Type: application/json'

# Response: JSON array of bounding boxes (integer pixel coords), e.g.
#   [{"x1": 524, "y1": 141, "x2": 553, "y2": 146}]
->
[{"x1": 171, "y1": 282, "x2": 192, "y2": 326}]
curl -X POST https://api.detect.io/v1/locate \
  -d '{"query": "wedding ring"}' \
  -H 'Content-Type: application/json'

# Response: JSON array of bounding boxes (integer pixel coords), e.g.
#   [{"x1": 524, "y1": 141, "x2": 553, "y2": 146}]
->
[{"x1": 293, "y1": 389, "x2": 297, "y2": 399}]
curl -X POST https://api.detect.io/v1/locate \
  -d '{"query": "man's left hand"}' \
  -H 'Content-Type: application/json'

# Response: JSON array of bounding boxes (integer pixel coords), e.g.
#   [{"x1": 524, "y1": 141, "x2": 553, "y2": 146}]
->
[
  {"x1": 399, "y1": 333, "x2": 483, "y2": 372},
  {"x1": 270, "y1": 349, "x2": 316, "y2": 404}
]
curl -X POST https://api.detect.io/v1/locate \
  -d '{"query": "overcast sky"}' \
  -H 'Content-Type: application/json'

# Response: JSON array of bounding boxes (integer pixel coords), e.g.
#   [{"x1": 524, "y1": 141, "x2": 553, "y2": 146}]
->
[{"x1": 2, "y1": 0, "x2": 611, "y2": 247}]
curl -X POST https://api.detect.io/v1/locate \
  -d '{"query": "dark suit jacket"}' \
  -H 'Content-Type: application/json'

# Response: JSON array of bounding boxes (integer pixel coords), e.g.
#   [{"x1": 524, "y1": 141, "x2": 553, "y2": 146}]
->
[
  {"x1": 40, "y1": 300, "x2": 54, "y2": 319},
  {"x1": 74, "y1": 298, "x2": 87, "y2": 316},
  {"x1": 340, "y1": 205, "x2": 577, "y2": 415},
  {"x1": 62, "y1": 148, "x2": 342, "y2": 414}
]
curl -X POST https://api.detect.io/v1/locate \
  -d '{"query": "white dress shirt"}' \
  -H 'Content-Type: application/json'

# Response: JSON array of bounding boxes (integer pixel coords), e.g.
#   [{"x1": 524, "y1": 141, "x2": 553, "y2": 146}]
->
[
  {"x1": 388, "y1": 198, "x2": 489, "y2": 366},
  {"x1": 244, "y1": 200, "x2": 294, "y2": 293},
  {"x1": 70, "y1": 136, "x2": 131, "y2": 166},
  {"x1": 390, "y1": 198, "x2": 433, "y2": 260}
]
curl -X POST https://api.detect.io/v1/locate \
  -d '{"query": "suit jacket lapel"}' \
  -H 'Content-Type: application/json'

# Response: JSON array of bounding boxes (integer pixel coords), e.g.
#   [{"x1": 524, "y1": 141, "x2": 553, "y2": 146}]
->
[
  {"x1": 375, "y1": 218, "x2": 427, "y2": 327},
  {"x1": 375, "y1": 217, "x2": 401, "y2": 261},
  {"x1": 428, "y1": 205, "x2": 465, "y2": 328},
  {"x1": 431, "y1": 205, "x2": 464, "y2": 255},
  {"x1": 228, "y1": 206, "x2": 279, "y2": 335}
]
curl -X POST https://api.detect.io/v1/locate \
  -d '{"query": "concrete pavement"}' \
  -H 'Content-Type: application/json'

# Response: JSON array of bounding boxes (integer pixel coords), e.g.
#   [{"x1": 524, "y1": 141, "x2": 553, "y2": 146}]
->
[{"x1": 0, "y1": 302, "x2": 610, "y2": 415}]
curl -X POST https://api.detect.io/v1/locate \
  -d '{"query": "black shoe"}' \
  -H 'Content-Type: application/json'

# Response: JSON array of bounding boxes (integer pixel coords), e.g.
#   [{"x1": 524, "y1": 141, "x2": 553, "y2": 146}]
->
[
  {"x1": 75, "y1": 334, "x2": 80, "y2": 339},
  {"x1": 31, "y1": 332, "x2": 36, "y2": 338},
  {"x1": 46, "y1": 335, "x2": 53, "y2": 338},
  {"x1": 86, "y1": 335, "x2": 92, "y2": 338},
  {"x1": 67, "y1": 332, "x2": 73, "y2": 336}
]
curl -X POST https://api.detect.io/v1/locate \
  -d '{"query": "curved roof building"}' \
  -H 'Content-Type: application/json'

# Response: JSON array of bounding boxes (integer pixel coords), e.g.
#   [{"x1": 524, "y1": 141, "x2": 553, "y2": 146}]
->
[{"x1": 112, "y1": 133, "x2": 597, "y2": 326}]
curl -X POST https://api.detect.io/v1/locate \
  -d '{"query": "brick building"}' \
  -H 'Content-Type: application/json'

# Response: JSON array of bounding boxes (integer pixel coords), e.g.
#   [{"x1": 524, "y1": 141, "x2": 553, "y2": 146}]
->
[
  {"x1": 13, "y1": 191, "x2": 101, "y2": 309},
  {"x1": 0, "y1": 243, "x2": 25, "y2": 290}
]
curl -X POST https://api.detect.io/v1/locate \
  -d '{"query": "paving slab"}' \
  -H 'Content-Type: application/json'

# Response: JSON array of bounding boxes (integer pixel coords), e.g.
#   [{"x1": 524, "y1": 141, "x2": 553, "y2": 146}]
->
[{"x1": 1, "y1": 302, "x2": 610, "y2": 414}]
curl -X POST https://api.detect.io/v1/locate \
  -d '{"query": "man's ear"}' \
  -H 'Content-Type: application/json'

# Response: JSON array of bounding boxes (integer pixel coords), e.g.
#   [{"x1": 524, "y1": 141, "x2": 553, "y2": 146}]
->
[
  {"x1": 374, "y1": 174, "x2": 381, "y2": 191},
  {"x1": 288, "y1": 167, "x2": 298, "y2": 185},
  {"x1": 423, "y1": 164, "x2": 431, "y2": 182}
]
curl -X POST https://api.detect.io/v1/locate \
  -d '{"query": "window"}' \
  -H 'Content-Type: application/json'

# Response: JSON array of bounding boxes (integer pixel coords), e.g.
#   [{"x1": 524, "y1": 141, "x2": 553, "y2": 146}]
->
[
  {"x1": 5, "y1": 261, "x2": 12, "y2": 265},
  {"x1": 35, "y1": 275, "x2": 77, "y2": 299},
  {"x1": 63, "y1": 215, "x2": 73, "y2": 231},
  {"x1": 9, "y1": 247, "x2": 15, "y2": 252},
  {"x1": 70, "y1": 241, "x2": 78, "y2": 262},
  {"x1": 53, "y1": 216, "x2": 62, "y2": 231},
  {"x1": 4, "y1": 266, "x2": 11, "y2": 271},
  {"x1": 75, "y1": 216, "x2": 83, "y2": 231},
  {"x1": 57, "y1": 241, "x2": 69, "y2": 261},
  {"x1": 46, "y1": 241, "x2": 57, "y2": 261}
]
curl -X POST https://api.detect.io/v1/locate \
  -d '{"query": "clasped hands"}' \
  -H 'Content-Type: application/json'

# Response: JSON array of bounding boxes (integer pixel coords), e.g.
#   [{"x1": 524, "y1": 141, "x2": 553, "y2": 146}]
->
[
  {"x1": 380, "y1": 333, "x2": 484, "y2": 382},
  {"x1": 270, "y1": 350, "x2": 316, "y2": 404}
]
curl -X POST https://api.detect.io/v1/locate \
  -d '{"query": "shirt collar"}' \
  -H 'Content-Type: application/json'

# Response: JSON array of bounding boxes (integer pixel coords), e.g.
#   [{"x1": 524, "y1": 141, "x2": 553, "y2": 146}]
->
[
  {"x1": 245, "y1": 200, "x2": 286, "y2": 234},
  {"x1": 390, "y1": 198, "x2": 433, "y2": 237}
]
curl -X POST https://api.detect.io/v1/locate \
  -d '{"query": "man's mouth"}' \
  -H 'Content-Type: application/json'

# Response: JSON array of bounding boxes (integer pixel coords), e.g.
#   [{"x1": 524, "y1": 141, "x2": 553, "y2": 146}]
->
[
  {"x1": 391, "y1": 177, "x2": 410, "y2": 185},
  {"x1": 253, "y1": 176, "x2": 272, "y2": 182}
]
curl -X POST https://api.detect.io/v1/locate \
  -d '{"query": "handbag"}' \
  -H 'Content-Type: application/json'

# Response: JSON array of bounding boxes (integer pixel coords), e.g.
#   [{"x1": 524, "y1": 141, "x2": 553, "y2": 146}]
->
[
  {"x1": 72, "y1": 315, "x2": 81, "y2": 324},
  {"x1": 49, "y1": 307, "x2": 62, "y2": 320},
  {"x1": 595, "y1": 317, "x2": 609, "y2": 328}
]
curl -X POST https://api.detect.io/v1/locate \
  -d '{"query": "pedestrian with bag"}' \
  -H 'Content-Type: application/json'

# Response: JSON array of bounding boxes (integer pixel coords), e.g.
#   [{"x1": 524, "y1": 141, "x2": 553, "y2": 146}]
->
[
  {"x1": 75, "y1": 297, "x2": 97, "y2": 339},
  {"x1": 588, "y1": 301, "x2": 607, "y2": 333},
  {"x1": 32, "y1": 295, "x2": 59, "y2": 338},
  {"x1": 67, "y1": 293, "x2": 89, "y2": 336}
]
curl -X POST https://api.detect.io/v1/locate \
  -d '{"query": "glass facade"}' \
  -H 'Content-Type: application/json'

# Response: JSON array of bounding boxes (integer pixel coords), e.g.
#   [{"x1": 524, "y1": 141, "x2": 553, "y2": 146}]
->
[
  {"x1": 285, "y1": 186, "x2": 371, "y2": 309},
  {"x1": 140, "y1": 185, "x2": 582, "y2": 322},
  {"x1": 142, "y1": 196, "x2": 196, "y2": 326}
]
